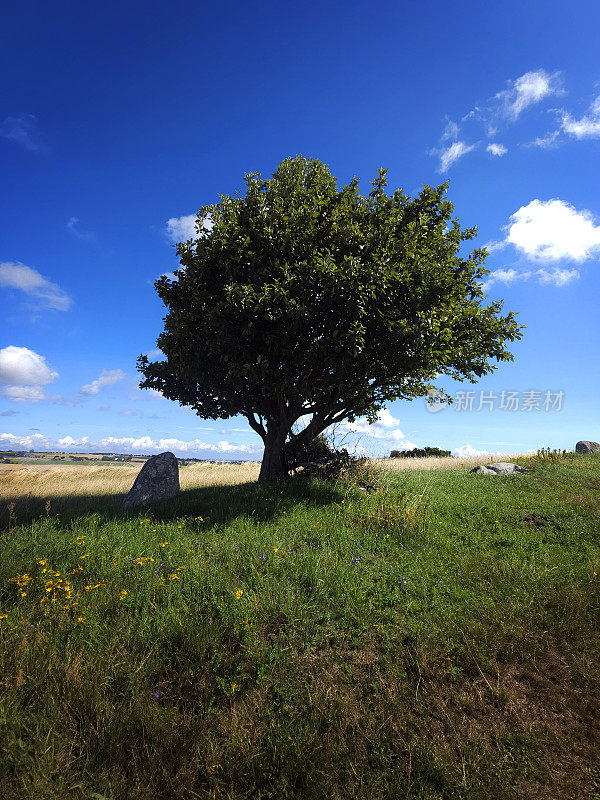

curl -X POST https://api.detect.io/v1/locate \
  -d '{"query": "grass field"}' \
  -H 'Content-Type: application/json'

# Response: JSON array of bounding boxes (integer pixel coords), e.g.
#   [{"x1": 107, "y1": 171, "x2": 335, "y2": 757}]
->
[{"x1": 1, "y1": 452, "x2": 599, "y2": 799}]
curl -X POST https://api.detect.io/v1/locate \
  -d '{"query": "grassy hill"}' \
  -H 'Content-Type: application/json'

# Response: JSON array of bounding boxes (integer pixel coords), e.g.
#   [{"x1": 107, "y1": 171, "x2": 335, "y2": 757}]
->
[{"x1": 0, "y1": 453, "x2": 599, "y2": 799}]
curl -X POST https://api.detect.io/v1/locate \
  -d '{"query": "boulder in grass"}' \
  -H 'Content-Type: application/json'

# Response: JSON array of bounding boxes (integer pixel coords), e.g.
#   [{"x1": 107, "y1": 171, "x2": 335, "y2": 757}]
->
[
  {"x1": 575, "y1": 441, "x2": 600, "y2": 454},
  {"x1": 123, "y1": 451, "x2": 179, "y2": 508},
  {"x1": 470, "y1": 462, "x2": 526, "y2": 475}
]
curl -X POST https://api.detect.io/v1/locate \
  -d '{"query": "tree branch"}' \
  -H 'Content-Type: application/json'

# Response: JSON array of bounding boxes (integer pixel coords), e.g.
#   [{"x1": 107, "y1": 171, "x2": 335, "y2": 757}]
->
[{"x1": 244, "y1": 412, "x2": 266, "y2": 439}]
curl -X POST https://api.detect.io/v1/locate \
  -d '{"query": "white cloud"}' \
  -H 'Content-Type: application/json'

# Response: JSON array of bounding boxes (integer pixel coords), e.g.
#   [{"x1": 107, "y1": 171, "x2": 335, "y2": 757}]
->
[
  {"x1": 99, "y1": 435, "x2": 258, "y2": 455},
  {"x1": 337, "y1": 409, "x2": 416, "y2": 449},
  {"x1": 165, "y1": 213, "x2": 213, "y2": 243},
  {"x1": 536, "y1": 267, "x2": 579, "y2": 286},
  {"x1": 504, "y1": 199, "x2": 600, "y2": 262},
  {"x1": 453, "y1": 444, "x2": 491, "y2": 458},
  {"x1": 80, "y1": 369, "x2": 125, "y2": 396},
  {"x1": 66, "y1": 217, "x2": 95, "y2": 242},
  {"x1": 495, "y1": 70, "x2": 562, "y2": 121},
  {"x1": 0, "y1": 262, "x2": 72, "y2": 311},
  {"x1": 482, "y1": 265, "x2": 579, "y2": 292},
  {"x1": 0, "y1": 114, "x2": 42, "y2": 151},
  {"x1": 486, "y1": 143, "x2": 507, "y2": 156},
  {"x1": 0, "y1": 346, "x2": 58, "y2": 386},
  {"x1": 2, "y1": 385, "x2": 46, "y2": 403},
  {"x1": 530, "y1": 130, "x2": 560, "y2": 149},
  {"x1": 437, "y1": 141, "x2": 477, "y2": 173},
  {"x1": 0, "y1": 430, "x2": 260, "y2": 458},
  {"x1": 57, "y1": 435, "x2": 89, "y2": 447},
  {"x1": 442, "y1": 120, "x2": 460, "y2": 140},
  {"x1": 561, "y1": 95, "x2": 600, "y2": 139},
  {"x1": 0, "y1": 432, "x2": 50, "y2": 449},
  {"x1": 0, "y1": 346, "x2": 59, "y2": 402}
]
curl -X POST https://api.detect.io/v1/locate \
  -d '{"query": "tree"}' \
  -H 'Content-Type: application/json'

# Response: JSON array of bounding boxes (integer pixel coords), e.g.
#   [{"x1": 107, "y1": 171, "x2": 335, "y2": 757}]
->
[{"x1": 138, "y1": 155, "x2": 523, "y2": 482}]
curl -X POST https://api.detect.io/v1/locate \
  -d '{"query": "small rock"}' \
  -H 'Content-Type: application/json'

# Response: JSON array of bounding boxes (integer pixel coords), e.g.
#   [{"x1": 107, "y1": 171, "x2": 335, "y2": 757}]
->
[
  {"x1": 470, "y1": 462, "x2": 526, "y2": 475},
  {"x1": 123, "y1": 451, "x2": 180, "y2": 508},
  {"x1": 575, "y1": 441, "x2": 600, "y2": 454}
]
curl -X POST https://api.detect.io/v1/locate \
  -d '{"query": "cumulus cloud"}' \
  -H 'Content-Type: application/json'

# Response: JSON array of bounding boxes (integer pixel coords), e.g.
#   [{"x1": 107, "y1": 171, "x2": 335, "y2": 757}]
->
[
  {"x1": 80, "y1": 369, "x2": 125, "y2": 396},
  {"x1": 0, "y1": 430, "x2": 260, "y2": 458},
  {"x1": 561, "y1": 95, "x2": 600, "y2": 139},
  {"x1": 99, "y1": 435, "x2": 258, "y2": 455},
  {"x1": 504, "y1": 199, "x2": 600, "y2": 262},
  {"x1": 0, "y1": 346, "x2": 58, "y2": 386},
  {"x1": 0, "y1": 346, "x2": 58, "y2": 402},
  {"x1": 0, "y1": 262, "x2": 72, "y2": 311},
  {"x1": 0, "y1": 432, "x2": 50, "y2": 450},
  {"x1": 437, "y1": 141, "x2": 477, "y2": 173},
  {"x1": 337, "y1": 409, "x2": 417, "y2": 449},
  {"x1": 1, "y1": 409, "x2": 18, "y2": 416},
  {"x1": 0, "y1": 114, "x2": 42, "y2": 151},
  {"x1": 452, "y1": 444, "x2": 491, "y2": 458},
  {"x1": 66, "y1": 217, "x2": 95, "y2": 242},
  {"x1": 486, "y1": 143, "x2": 507, "y2": 156},
  {"x1": 165, "y1": 213, "x2": 213, "y2": 243},
  {"x1": 495, "y1": 70, "x2": 562, "y2": 121}
]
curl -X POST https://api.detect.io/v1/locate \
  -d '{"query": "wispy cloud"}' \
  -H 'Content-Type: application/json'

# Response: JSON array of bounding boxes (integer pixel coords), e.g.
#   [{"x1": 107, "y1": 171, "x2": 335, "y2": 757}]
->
[
  {"x1": 561, "y1": 95, "x2": 600, "y2": 138},
  {"x1": 435, "y1": 141, "x2": 477, "y2": 173},
  {"x1": 482, "y1": 266, "x2": 579, "y2": 292},
  {"x1": 486, "y1": 143, "x2": 507, "y2": 156},
  {"x1": 67, "y1": 217, "x2": 95, "y2": 242},
  {"x1": 80, "y1": 369, "x2": 125, "y2": 396},
  {"x1": 0, "y1": 114, "x2": 43, "y2": 151},
  {"x1": 529, "y1": 130, "x2": 560, "y2": 149},
  {"x1": 433, "y1": 69, "x2": 563, "y2": 169},
  {"x1": 494, "y1": 70, "x2": 562, "y2": 121},
  {"x1": 0, "y1": 262, "x2": 72, "y2": 311}
]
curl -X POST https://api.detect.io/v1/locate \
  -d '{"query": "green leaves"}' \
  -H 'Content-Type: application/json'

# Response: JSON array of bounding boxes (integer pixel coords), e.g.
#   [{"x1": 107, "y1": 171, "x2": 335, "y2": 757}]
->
[{"x1": 139, "y1": 155, "x2": 524, "y2": 456}]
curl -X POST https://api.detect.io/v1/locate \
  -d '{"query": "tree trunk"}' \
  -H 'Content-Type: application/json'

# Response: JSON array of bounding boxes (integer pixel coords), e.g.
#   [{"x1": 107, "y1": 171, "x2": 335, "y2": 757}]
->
[{"x1": 258, "y1": 432, "x2": 289, "y2": 482}]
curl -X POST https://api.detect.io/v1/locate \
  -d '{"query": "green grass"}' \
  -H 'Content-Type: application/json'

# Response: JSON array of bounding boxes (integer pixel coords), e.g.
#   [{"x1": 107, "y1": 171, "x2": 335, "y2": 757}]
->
[{"x1": 1, "y1": 453, "x2": 599, "y2": 799}]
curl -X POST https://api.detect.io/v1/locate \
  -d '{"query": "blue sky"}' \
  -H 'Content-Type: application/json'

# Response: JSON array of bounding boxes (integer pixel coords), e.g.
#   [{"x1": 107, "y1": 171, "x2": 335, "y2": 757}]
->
[{"x1": 2, "y1": 0, "x2": 599, "y2": 460}]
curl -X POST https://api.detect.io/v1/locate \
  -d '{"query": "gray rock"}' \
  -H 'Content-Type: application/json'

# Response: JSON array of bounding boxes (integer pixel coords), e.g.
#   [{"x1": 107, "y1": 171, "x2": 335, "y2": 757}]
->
[
  {"x1": 470, "y1": 462, "x2": 526, "y2": 475},
  {"x1": 123, "y1": 451, "x2": 179, "y2": 508},
  {"x1": 575, "y1": 441, "x2": 600, "y2": 454},
  {"x1": 470, "y1": 465, "x2": 498, "y2": 475}
]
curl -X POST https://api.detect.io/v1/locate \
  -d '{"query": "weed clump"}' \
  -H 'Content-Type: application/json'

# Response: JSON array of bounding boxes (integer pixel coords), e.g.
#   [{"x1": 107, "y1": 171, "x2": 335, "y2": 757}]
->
[{"x1": 288, "y1": 433, "x2": 385, "y2": 492}]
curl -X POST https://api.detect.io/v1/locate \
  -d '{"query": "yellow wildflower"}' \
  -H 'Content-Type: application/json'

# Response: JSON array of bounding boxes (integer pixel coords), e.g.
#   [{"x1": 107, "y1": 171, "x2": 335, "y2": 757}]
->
[{"x1": 235, "y1": 589, "x2": 243, "y2": 599}]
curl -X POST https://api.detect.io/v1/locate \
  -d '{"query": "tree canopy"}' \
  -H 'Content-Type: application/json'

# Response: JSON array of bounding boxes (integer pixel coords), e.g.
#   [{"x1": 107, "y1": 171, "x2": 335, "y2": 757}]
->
[{"x1": 138, "y1": 155, "x2": 523, "y2": 480}]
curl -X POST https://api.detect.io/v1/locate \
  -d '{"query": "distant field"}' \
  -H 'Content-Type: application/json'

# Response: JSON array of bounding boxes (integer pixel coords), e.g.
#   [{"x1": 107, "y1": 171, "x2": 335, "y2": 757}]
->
[{"x1": 0, "y1": 461, "x2": 263, "y2": 503}]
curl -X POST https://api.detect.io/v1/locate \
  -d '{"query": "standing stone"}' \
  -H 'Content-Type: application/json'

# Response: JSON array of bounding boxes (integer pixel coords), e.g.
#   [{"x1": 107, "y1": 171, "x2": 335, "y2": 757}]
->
[
  {"x1": 123, "y1": 452, "x2": 179, "y2": 508},
  {"x1": 575, "y1": 441, "x2": 600, "y2": 454}
]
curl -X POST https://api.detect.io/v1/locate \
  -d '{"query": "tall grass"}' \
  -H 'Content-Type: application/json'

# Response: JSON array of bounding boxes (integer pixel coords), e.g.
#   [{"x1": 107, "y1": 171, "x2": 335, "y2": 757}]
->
[{"x1": 0, "y1": 453, "x2": 599, "y2": 799}]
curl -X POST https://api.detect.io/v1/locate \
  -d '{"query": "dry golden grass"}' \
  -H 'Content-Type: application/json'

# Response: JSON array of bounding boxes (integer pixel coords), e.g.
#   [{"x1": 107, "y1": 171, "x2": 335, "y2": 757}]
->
[
  {"x1": 375, "y1": 452, "x2": 530, "y2": 472},
  {"x1": 0, "y1": 461, "x2": 261, "y2": 501}
]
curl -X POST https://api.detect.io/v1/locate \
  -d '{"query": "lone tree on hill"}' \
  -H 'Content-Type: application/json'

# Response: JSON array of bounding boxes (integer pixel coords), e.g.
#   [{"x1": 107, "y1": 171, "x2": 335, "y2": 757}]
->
[{"x1": 138, "y1": 156, "x2": 523, "y2": 482}]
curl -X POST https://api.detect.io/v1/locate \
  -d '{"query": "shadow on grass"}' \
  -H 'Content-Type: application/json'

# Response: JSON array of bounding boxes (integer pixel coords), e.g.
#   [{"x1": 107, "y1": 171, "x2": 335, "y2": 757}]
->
[{"x1": 0, "y1": 477, "x2": 343, "y2": 533}]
